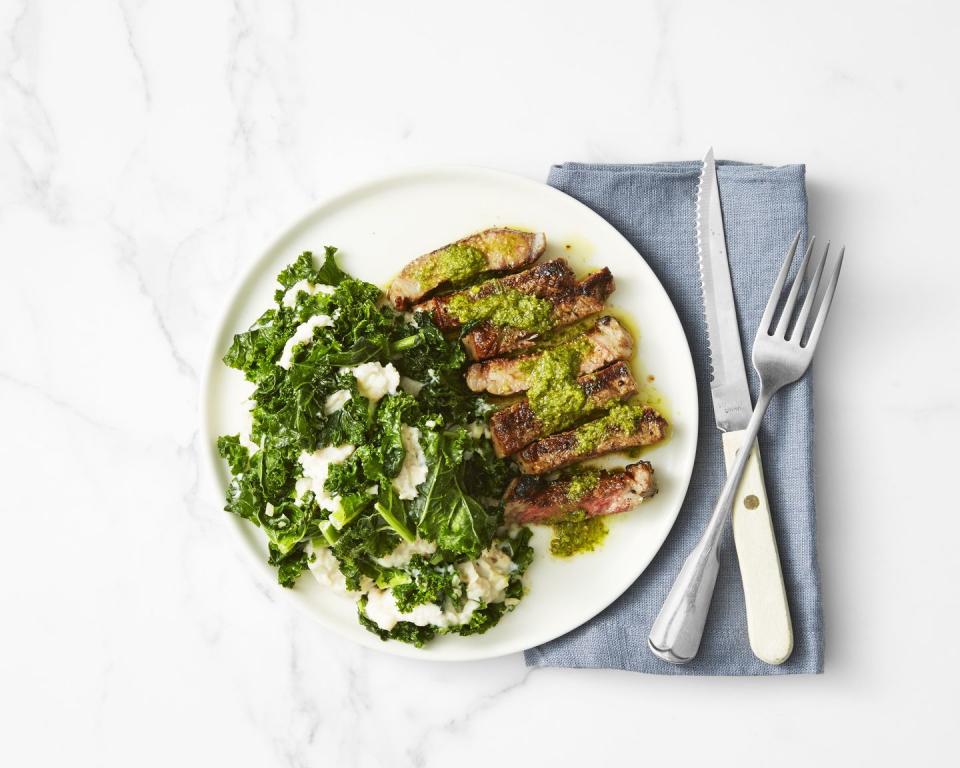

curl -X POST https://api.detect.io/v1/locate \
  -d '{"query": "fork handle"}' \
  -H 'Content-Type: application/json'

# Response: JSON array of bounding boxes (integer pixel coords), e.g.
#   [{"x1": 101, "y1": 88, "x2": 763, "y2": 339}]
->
[
  {"x1": 722, "y1": 431, "x2": 794, "y2": 665},
  {"x1": 648, "y1": 388, "x2": 774, "y2": 664},
  {"x1": 647, "y1": 535, "x2": 722, "y2": 663}
]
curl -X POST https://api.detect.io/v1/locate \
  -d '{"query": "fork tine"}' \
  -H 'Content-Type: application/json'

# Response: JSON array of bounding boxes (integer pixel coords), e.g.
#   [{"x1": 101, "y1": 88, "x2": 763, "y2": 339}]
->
[
  {"x1": 759, "y1": 230, "x2": 802, "y2": 336},
  {"x1": 775, "y1": 238, "x2": 819, "y2": 338},
  {"x1": 791, "y1": 242, "x2": 829, "y2": 342},
  {"x1": 802, "y1": 247, "x2": 844, "y2": 351}
]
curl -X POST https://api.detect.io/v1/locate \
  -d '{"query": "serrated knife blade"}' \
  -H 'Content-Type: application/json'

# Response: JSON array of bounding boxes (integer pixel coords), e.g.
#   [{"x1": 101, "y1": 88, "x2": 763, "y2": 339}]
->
[{"x1": 696, "y1": 148, "x2": 753, "y2": 432}]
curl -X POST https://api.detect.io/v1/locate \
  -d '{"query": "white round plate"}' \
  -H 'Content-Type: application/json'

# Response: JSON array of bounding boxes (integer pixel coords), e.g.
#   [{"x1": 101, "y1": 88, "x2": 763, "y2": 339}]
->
[{"x1": 202, "y1": 166, "x2": 698, "y2": 661}]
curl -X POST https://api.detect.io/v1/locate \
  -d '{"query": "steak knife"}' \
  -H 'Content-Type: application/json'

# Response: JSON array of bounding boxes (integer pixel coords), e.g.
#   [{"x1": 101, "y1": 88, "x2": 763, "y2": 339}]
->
[{"x1": 696, "y1": 148, "x2": 793, "y2": 665}]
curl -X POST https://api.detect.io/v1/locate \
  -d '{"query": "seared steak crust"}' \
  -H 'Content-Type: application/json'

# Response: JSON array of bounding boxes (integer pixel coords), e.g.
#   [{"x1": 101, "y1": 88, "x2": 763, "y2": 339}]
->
[
  {"x1": 465, "y1": 315, "x2": 633, "y2": 396},
  {"x1": 461, "y1": 268, "x2": 614, "y2": 361},
  {"x1": 387, "y1": 228, "x2": 546, "y2": 310},
  {"x1": 515, "y1": 406, "x2": 668, "y2": 475},
  {"x1": 413, "y1": 259, "x2": 576, "y2": 332},
  {"x1": 488, "y1": 362, "x2": 637, "y2": 458},
  {"x1": 504, "y1": 461, "x2": 658, "y2": 524}
]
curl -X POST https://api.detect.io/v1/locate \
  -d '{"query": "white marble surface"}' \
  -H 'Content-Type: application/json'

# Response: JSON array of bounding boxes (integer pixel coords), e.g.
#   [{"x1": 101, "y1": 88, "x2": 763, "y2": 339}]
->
[{"x1": 2, "y1": 1, "x2": 958, "y2": 765}]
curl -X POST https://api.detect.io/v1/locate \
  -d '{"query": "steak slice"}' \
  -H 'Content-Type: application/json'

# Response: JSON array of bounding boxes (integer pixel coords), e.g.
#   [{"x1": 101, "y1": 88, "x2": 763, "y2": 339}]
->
[
  {"x1": 488, "y1": 362, "x2": 637, "y2": 458},
  {"x1": 515, "y1": 406, "x2": 668, "y2": 475},
  {"x1": 504, "y1": 461, "x2": 658, "y2": 525},
  {"x1": 413, "y1": 258, "x2": 576, "y2": 332},
  {"x1": 387, "y1": 228, "x2": 546, "y2": 310},
  {"x1": 465, "y1": 315, "x2": 633, "y2": 396},
  {"x1": 461, "y1": 268, "x2": 614, "y2": 361}
]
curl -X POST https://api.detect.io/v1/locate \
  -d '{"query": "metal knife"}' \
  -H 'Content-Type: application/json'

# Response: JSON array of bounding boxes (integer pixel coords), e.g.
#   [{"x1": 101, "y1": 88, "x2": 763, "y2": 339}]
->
[{"x1": 696, "y1": 148, "x2": 793, "y2": 665}]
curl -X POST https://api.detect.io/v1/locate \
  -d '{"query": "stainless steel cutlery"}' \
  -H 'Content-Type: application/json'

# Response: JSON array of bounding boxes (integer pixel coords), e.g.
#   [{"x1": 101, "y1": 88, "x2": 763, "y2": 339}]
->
[
  {"x1": 691, "y1": 148, "x2": 794, "y2": 665},
  {"x1": 648, "y1": 211, "x2": 844, "y2": 664}
]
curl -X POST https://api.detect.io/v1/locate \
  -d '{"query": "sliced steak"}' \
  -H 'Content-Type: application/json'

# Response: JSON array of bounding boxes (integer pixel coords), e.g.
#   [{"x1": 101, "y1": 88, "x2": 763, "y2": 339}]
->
[
  {"x1": 413, "y1": 258, "x2": 576, "y2": 332},
  {"x1": 488, "y1": 362, "x2": 637, "y2": 457},
  {"x1": 465, "y1": 315, "x2": 633, "y2": 395},
  {"x1": 504, "y1": 461, "x2": 658, "y2": 524},
  {"x1": 461, "y1": 268, "x2": 614, "y2": 361},
  {"x1": 515, "y1": 406, "x2": 668, "y2": 475},
  {"x1": 387, "y1": 228, "x2": 546, "y2": 310}
]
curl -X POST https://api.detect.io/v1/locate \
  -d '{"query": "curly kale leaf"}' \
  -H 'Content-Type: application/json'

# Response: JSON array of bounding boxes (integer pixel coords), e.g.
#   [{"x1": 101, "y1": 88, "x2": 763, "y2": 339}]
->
[
  {"x1": 453, "y1": 602, "x2": 508, "y2": 637},
  {"x1": 374, "y1": 483, "x2": 416, "y2": 543},
  {"x1": 313, "y1": 247, "x2": 351, "y2": 286},
  {"x1": 253, "y1": 365, "x2": 365, "y2": 455},
  {"x1": 391, "y1": 556, "x2": 462, "y2": 614},
  {"x1": 223, "y1": 307, "x2": 299, "y2": 382},
  {"x1": 255, "y1": 442, "x2": 302, "y2": 504},
  {"x1": 251, "y1": 381, "x2": 322, "y2": 455},
  {"x1": 268, "y1": 543, "x2": 311, "y2": 588},
  {"x1": 329, "y1": 392, "x2": 418, "y2": 494},
  {"x1": 357, "y1": 597, "x2": 437, "y2": 647},
  {"x1": 217, "y1": 434, "x2": 263, "y2": 522},
  {"x1": 417, "y1": 377, "x2": 485, "y2": 424},
  {"x1": 317, "y1": 375, "x2": 370, "y2": 448},
  {"x1": 224, "y1": 471, "x2": 263, "y2": 523},
  {"x1": 464, "y1": 435, "x2": 516, "y2": 500},
  {"x1": 217, "y1": 435, "x2": 250, "y2": 475},
  {"x1": 371, "y1": 393, "x2": 419, "y2": 478},
  {"x1": 323, "y1": 451, "x2": 367, "y2": 499},
  {"x1": 412, "y1": 428, "x2": 498, "y2": 559},
  {"x1": 331, "y1": 278, "x2": 398, "y2": 348},
  {"x1": 277, "y1": 247, "x2": 349, "y2": 290},
  {"x1": 323, "y1": 337, "x2": 393, "y2": 367},
  {"x1": 217, "y1": 428, "x2": 313, "y2": 556},
  {"x1": 329, "y1": 508, "x2": 399, "y2": 591},
  {"x1": 228, "y1": 249, "x2": 364, "y2": 381},
  {"x1": 278, "y1": 274, "x2": 398, "y2": 369},
  {"x1": 391, "y1": 314, "x2": 482, "y2": 423},
  {"x1": 258, "y1": 499, "x2": 313, "y2": 556},
  {"x1": 391, "y1": 313, "x2": 466, "y2": 380}
]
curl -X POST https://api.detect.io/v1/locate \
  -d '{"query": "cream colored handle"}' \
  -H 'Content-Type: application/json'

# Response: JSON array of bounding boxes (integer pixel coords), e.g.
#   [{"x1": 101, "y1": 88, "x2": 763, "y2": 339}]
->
[{"x1": 721, "y1": 430, "x2": 794, "y2": 665}]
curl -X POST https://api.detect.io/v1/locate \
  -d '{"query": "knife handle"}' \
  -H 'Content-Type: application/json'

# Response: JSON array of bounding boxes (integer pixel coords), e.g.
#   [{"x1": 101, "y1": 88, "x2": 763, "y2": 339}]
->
[{"x1": 721, "y1": 430, "x2": 794, "y2": 665}]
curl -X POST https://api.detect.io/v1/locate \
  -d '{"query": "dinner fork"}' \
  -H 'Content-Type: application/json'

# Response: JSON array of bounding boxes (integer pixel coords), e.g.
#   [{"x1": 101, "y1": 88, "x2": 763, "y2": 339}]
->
[{"x1": 648, "y1": 231, "x2": 844, "y2": 664}]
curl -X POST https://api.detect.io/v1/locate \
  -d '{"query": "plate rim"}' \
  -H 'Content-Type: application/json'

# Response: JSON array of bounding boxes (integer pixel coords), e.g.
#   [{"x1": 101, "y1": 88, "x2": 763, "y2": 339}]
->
[{"x1": 200, "y1": 164, "x2": 699, "y2": 661}]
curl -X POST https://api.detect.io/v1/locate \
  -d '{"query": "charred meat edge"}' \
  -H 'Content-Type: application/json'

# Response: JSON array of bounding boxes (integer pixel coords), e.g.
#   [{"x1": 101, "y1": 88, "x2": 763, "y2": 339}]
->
[
  {"x1": 462, "y1": 268, "x2": 614, "y2": 361},
  {"x1": 465, "y1": 315, "x2": 633, "y2": 396},
  {"x1": 488, "y1": 361, "x2": 637, "y2": 458},
  {"x1": 515, "y1": 406, "x2": 668, "y2": 475},
  {"x1": 387, "y1": 228, "x2": 546, "y2": 310},
  {"x1": 413, "y1": 258, "x2": 576, "y2": 332},
  {"x1": 504, "y1": 461, "x2": 658, "y2": 525}
]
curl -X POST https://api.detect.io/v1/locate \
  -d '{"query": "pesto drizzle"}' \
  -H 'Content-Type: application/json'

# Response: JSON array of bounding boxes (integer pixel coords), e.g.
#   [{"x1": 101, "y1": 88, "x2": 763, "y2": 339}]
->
[
  {"x1": 573, "y1": 403, "x2": 649, "y2": 453},
  {"x1": 520, "y1": 339, "x2": 590, "y2": 435},
  {"x1": 549, "y1": 510, "x2": 608, "y2": 557},
  {"x1": 412, "y1": 243, "x2": 487, "y2": 289},
  {"x1": 565, "y1": 468, "x2": 601, "y2": 501},
  {"x1": 447, "y1": 285, "x2": 553, "y2": 333}
]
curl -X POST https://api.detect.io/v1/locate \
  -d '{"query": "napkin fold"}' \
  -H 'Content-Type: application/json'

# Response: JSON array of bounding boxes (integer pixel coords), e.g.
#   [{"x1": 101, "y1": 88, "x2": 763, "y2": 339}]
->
[{"x1": 524, "y1": 161, "x2": 823, "y2": 675}]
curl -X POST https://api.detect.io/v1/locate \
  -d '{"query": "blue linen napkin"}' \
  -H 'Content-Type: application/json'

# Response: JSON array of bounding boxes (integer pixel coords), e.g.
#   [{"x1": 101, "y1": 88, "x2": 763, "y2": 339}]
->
[{"x1": 524, "y1": 161, "x2": 823, "y2": 675}]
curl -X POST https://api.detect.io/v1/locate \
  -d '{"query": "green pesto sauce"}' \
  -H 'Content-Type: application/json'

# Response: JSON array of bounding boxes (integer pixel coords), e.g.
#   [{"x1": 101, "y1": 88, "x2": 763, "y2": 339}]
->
[
  {"x1": 521, "y1": 339, "x2": 590, "y2": 435},
  {"x1": 566, "y1": 468, "x2": 601, "y2": 501},
  {"x1": 413, "y1": 243, "x2": 487, "y2": 288},
  {"x1": 447, "y1": 285, "x2": 553, "y2": 333},
  {"x1": 573, "y1": 402, "x2": 648, "y2": 453},
  {"x1": 550, "y1": 510, "x2": 608, "y2": 557},
  {"x1": 535, "y1": 316, "x2": 596, "y2": 348}
]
